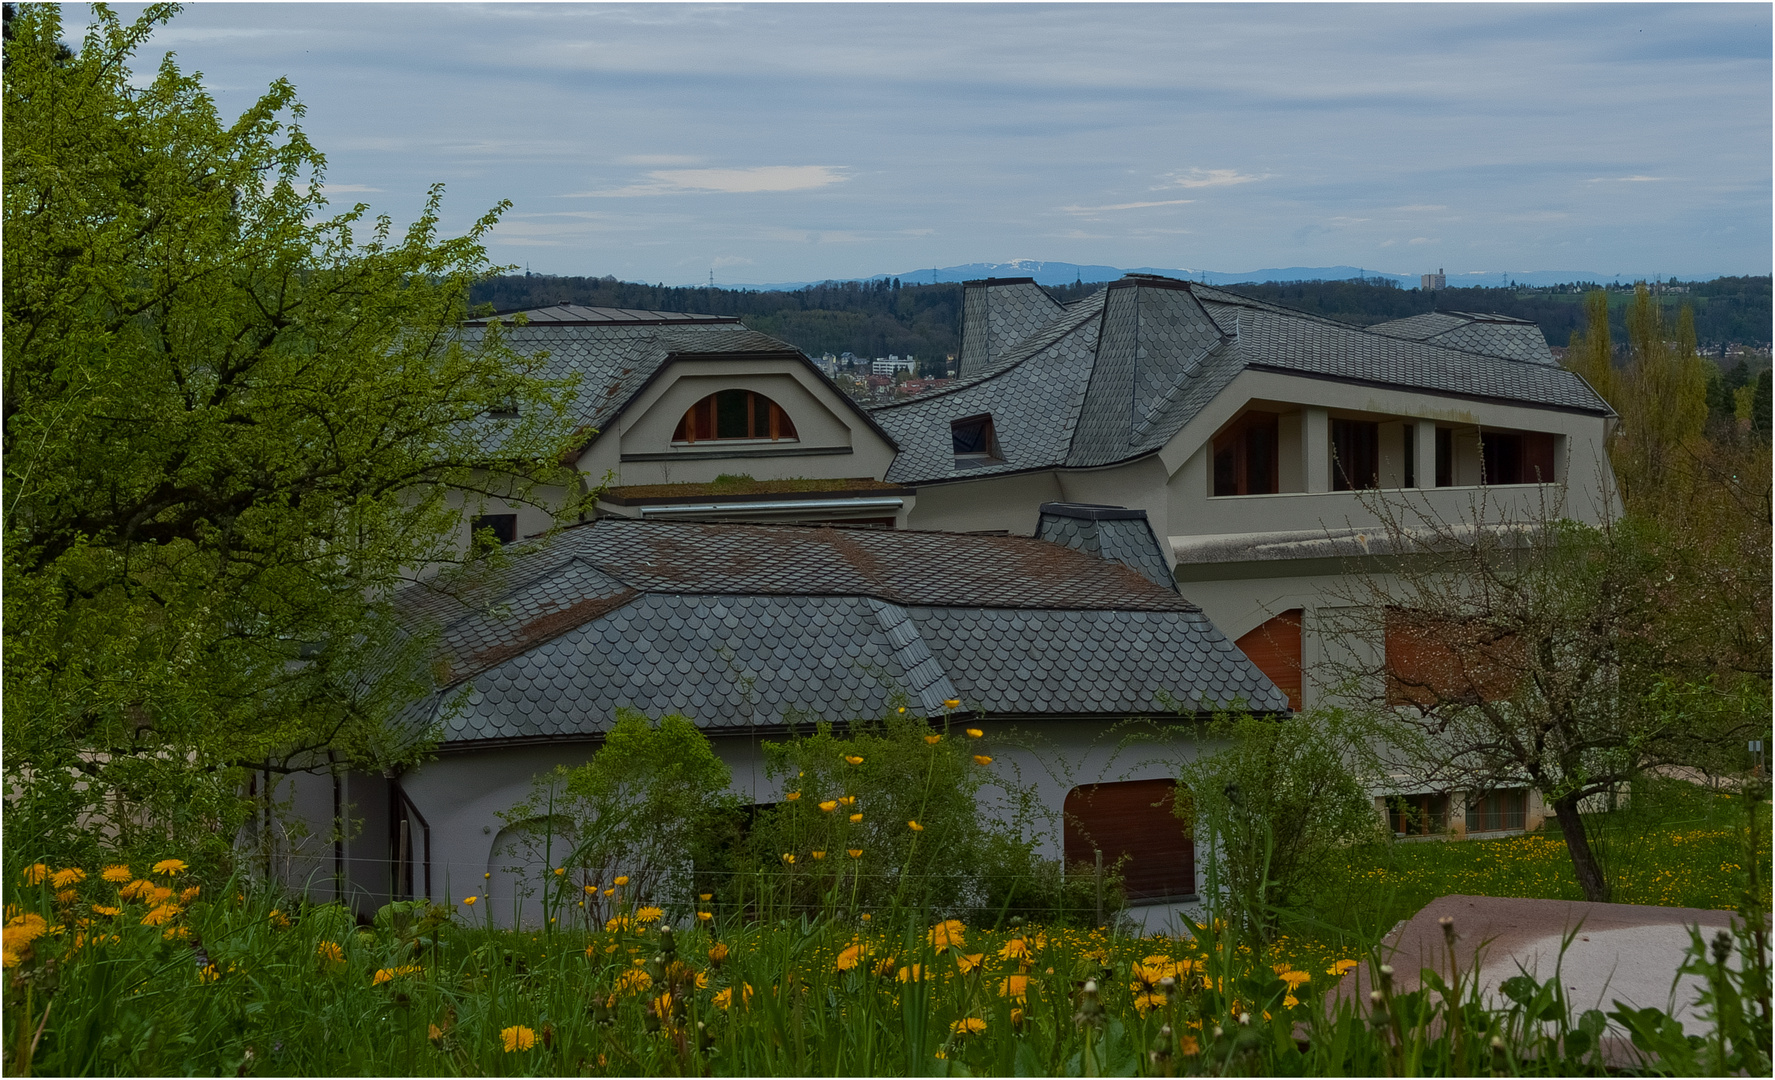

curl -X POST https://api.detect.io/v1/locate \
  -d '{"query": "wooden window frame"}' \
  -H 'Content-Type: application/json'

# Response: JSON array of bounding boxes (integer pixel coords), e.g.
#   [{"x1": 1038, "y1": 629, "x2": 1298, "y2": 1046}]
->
[
  {"x1": 1212, "y1": 411, "x2": 1280, "y2": 496},
  {"x1": 1330, "y1": 418, "x2": 1380, "y2": 491},
  {"x1": 672, "y1": 390, "x2": 799, "y2": 444}
]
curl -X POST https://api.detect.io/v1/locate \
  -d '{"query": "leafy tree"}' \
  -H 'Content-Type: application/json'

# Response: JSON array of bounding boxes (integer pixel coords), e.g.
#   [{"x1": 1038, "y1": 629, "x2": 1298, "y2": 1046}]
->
[{"x1": 3, "y1": 4, "x2": 581, "y2": 869}]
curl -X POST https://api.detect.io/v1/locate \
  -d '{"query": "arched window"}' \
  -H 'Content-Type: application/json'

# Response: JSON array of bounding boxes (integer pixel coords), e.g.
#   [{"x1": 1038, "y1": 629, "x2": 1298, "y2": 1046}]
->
[{"x1": 672, "y1": 389, "x2": 799, "y2": 443}]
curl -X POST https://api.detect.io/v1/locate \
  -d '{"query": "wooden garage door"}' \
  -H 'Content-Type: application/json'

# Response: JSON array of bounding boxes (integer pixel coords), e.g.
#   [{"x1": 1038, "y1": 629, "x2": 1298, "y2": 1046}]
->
[{"x1": 1063, "y1": 779, "x2": 1195, "y2": 902}]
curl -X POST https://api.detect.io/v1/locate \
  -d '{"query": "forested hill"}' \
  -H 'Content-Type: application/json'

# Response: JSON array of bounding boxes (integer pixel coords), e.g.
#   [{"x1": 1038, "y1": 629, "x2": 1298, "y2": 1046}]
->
[{"x1": 469, "y1": 274, "x2": 1771, "y2": 365}]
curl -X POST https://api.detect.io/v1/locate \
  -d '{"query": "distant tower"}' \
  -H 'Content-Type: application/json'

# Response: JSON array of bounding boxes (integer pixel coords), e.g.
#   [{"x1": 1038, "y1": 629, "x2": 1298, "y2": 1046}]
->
[
  {"x1": 708, "y1": 269, "x2": 715, "y2": 288},
  {"x1": 1421, "y1": 267, "x2": 1446, "y2": 291}
]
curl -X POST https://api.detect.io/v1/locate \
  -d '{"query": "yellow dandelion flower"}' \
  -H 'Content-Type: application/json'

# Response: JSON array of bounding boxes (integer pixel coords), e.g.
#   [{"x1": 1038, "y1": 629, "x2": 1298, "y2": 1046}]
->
[
  {"x1": 811, "y1": 850, "x2": 826, "y2": 860},
  {"x1": 55, "y1": 889, "x2": 77, "y2": 905},
  {"x1": 999, "y1": 973, "x2": 1029, "y2": 1000},
  {"x1": 898, "y1": 706, "x2": 907, "y2": 713},
  {"x1": 781, "y1": 853, "x2": 796, "y2": 865},
  {"x1": 317, "y1": 941, "x2": 345, "y2": 967},
  {"x1": 784, "y1": 792, "x2": 801, "y2": 801},
  {"x1": 951, "y1": 1016, "x2": 987, "y2": 1036},
  {"x1": 1133, "y1": 990, "x2": 1168, "y2": 1015},
  {"x1": 1011, "y1": 1006, "x2": 1025, "y2": 1026},
  {"x1": 847, "y1": 848, "x2": 863, "y2": 858},
  {"x1": 928, "y1": 919, "x2": 966, "y2": 948},
  {"x1": 268, "y1": 909, "x2": 290, "y2": 928},
  {"x1": 501, "y1": 1025, "x2": 536, "y2": 1052},
  {"x1": 553, "y1": 867, "x2": 565, "y2": 876},
  {"x1": 614, "y1": 968, "x2": 653, "y2": 995},
  {"x1": 92, "y1": 905, "x2": 120, "y2": 917},
  {"x1": 140, "y1": 904, "x2": 180, "y2": 926},
  {"x1": 613, "y1": 875, "x2": 630, "y2": 886},
  {"x1": 101, "y1": 865, "x2": 131, "y2": 884},
  {"x1": 635, "y1": 906, "x2": 664, "y2": 924},
  {"x1": 699, "y1": 892, "x2": 713, "y2": 902},
  {"x1": 1279, "y1": 969, "x2": 1311, "y2": 990},
  {"x1": 850, "y1": 812, "x2": 863, "y2": 823},
  {"x1": 998, "y1": 937, "x2": 1029, "y2": 960},
  {"x1": 22, "y1": 864, "x2": 51, "y2": 885},
  {"x1": 973, "y1": 755, "x2": 993, "y2": 766},
  {"x1": 819, "y1": 800, "x2": 839, "y2": 812},
  {"x1": 943, "y1": 698, "x2": 961, "y2": 709},
  {"x1": 179, "y1": 886, "x2": 201, "y2": 904},
  {"x1": 835, "y1": 943, "x2": 868, "y2": 971},
  {"x1": 697, "y1": 911, "x2": 713, "y2": 922},
  {"x1": 462, "y1": 895, "x2": 478, "y2": 906},
  {"x1": 845, "y1": 755, "x2": 864, "y2": 765},
  {"x1": 956, "y1": 952, "x2": 984, "y2": 974},
  {"x1": 924, "y1": 734, "x2": 942, "y2": 745},
  {"x1": 709, "y1": 942, "x2": 729, "y2": 964},
  {"x1": 839, "y1": 795, "x2": 856, "y2": 805},
  {"x1": 428, "y1": 1024, "x2": 444, "y2": 1042},
  {"x1": 52, "y1": 868, "x2": 86, "y2": 889},
  {"x1": 907, "y1": 820, "x2": 924, "y2": 832},
  {"x1": 966, "y1": 728, "x2": 984, "y2": 738},
  {"x1": 897, "y1": 963, "x2": 926, "y2": 982},
  {"x1": 152, "y1": 859, "x2": 188, "y2": 876}
]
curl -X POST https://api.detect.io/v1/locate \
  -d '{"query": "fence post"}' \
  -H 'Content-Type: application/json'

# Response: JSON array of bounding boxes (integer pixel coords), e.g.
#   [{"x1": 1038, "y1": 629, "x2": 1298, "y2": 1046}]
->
[{"x1": 1094, "y1": 848, "x2": 1104, "y2": 927}]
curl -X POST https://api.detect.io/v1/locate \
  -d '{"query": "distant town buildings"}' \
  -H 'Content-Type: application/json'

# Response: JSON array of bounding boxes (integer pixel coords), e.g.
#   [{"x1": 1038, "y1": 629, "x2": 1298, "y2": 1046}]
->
[
  {"x1": 1421, "y1": 268, "x2": 1446, "y2": 290},
  {"x1": 872, "y1": 354, "x2": 916, "y2": 376}
]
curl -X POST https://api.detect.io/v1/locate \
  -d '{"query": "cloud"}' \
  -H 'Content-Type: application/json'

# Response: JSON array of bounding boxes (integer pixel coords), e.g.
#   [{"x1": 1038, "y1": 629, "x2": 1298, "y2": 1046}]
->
[
  {"x1": 1160, "y1": 168, "x2": 1271, "y2": 189},
  {"x1": 1586, "y1": 175, "x2": 1666, "y2": 183},
  {"x1": 1394, "y1": 204, "x2": 1449, "y2": 212},
  {"x1": 1060, "y1": 199, "x2": 1196, "y2": 213},
  {"x1": 1408, "y1": 236, "x2": 1438, "y2": 245},
  {"x1": 569, "y1": 165, "x2": 850, "y2": 197},
  {"x1": 617, "y1": 154, "x2": 703, "y2": 166},
  {"x1": 711, "y1": 255, "x2": 756, "y2": 268}
]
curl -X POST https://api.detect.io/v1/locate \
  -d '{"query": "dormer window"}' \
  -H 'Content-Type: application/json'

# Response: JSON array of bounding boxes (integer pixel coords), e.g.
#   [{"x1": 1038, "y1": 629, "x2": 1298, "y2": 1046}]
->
[
  {"x1": 673, "y1": 390, "x2": 798, "y2": 443},
  {"x1": 951, "y1": 413, "x2": 1003, "y2": 469}
]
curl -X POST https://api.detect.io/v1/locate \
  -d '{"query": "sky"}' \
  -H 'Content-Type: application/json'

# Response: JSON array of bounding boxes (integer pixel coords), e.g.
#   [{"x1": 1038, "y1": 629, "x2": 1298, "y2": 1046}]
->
[{"x1": 78, "y1": 2, "x2": 1773, "y2": 286}]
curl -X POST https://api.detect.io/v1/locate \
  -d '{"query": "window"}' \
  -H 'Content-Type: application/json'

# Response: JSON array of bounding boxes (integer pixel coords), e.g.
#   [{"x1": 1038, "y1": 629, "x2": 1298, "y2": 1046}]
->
[
  {"x1": 672, "y1": 390, "x2": 798, "y2": 443},
  {"x1": 1330, "y1": 419, "x2": 1379, "y2": 490},
  {"x1": 1385, "y1": 608, "x2": 1522, "y2": 708},
  {"x1": 1480, "y1": 431, "x2": 1555, "y2": 485},
  {"x1": 1435, "y1": 427, "x2": 1453, "y2": 487},
  {"x1": 1234, "y1": 609, "x2": 1302, "y2": 711},
  {"x1": 1212, "y1": 411, "x2": 1280, "y2": 496},
  {"x1": 1465, "y1": 789, "x2": 1527, "y2": 833},
  {"x1": 470, "y1": 514, "x2": 517, "y2": 546},
  {"x1": 1386, "y1": 793, "x2": 1450, "y2": 836},
  {"x1": 1063, "y1": 780, "x2": 1195, "y2": 901},
  {"x1": 950, "y1": 414, "x2": 1003, "y2": 469}
]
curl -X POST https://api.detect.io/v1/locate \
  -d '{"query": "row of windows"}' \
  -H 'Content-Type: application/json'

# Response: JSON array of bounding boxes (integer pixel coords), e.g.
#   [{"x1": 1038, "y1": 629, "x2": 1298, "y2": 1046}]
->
[
  {"x1": 1211, "y1": 412, "x2": 1557, "y2": 497},
  {"x1": 1384, "y1": 789, "x2": 1527, "y2": 836}
]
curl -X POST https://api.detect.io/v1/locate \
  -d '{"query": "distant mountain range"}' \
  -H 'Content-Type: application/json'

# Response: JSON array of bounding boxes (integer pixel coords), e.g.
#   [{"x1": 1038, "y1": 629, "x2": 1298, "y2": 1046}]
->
[{"x1": 723, "y1": 259, "x2": 1658, "y2": 292}]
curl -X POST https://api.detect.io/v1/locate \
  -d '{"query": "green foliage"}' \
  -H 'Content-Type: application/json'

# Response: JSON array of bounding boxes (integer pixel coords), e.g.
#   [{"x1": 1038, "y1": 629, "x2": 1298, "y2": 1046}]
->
[
  {"x1": 1177, "y1": 711, "x2": 1381, "y2": 942},
  {"x1": 736, "y1": 710, "x2": 1057, "y2": 925},
  {"x1": 506, "y1": 710, "x2": 741, "y2": 916},
  {"x1": 3, "y1": 6, "x2": 583, "y2": 869}
]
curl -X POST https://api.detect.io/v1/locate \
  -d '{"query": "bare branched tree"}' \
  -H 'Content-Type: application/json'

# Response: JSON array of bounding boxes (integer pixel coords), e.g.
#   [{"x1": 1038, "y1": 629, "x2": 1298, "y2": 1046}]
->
[{"x1": 1316, "y1": 477, "x2": 1762, "y2": 903}]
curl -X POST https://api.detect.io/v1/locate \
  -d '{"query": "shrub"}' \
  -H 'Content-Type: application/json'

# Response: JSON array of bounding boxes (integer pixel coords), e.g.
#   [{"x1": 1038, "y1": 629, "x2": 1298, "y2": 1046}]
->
[{"x1": 1178, "y1": 709, "x2": 1382, "y2": 942}]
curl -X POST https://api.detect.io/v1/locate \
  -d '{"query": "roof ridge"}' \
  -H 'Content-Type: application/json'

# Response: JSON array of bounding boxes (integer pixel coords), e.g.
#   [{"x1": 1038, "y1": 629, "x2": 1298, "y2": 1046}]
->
[
  {"x1": 1239, "y1": 305, "x2": 1574, "y2": 374},
  {"x1": 867, "y1": 292, "x2": 1105, "y2": 412}
]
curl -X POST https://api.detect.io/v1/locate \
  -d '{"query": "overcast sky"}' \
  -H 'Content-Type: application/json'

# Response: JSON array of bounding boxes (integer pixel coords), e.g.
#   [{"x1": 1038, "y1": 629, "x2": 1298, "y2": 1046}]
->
[{"x1": 83, "y1": 3, "x2": 1772, "y2": 285}]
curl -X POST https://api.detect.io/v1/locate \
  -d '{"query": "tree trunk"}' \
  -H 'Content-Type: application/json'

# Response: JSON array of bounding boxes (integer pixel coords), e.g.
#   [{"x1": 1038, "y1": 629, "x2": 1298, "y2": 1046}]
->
[{"x1": 1550, "y1": 795, "x2": 1611, "y2": 902}]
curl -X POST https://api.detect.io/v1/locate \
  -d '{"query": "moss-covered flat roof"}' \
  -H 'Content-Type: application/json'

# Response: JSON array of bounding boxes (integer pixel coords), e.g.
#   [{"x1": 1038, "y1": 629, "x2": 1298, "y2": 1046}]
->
[{"x1": 601, "y1": 476, "x2": 908, "y2": 504}]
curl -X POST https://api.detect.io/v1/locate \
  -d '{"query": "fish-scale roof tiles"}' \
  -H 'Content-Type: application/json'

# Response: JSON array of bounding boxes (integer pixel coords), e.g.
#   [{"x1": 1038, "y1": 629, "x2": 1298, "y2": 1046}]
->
[
  {"x1": 399, "y1": 518, "x2": 1287, "y2": 743},
  {"x1": 868, "y1": 276, "x2": 1610, "y2": 484},
  {"x1": 1366, "y1": 310, "x2": 1557, "y2": 365},
  {"x1": 957, "y1": 279, "x2": 1067, "y2": 377}
]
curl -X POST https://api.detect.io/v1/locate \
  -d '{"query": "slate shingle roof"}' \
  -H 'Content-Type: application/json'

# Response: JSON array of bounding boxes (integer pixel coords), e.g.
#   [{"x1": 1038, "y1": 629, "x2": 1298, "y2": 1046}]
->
[
  {"x1": 1366, "y1": 310, "x2": 1557, "y2": 365},
  {"x1": 957, "y1": 279, "x2": 1067, "y2": 377},
  {"x1": 1034, "y1": 503, "x2": 1176, "y2": 591},
  {"x1": 869, "y1": 276, "x2": 1611, "y2": 484},
  {"x1": 457, "y1": 304, "x2": 889, "y2": 455},
  {"x1": 396, "y1": 518, "x2": 1287, "y2": 743}
]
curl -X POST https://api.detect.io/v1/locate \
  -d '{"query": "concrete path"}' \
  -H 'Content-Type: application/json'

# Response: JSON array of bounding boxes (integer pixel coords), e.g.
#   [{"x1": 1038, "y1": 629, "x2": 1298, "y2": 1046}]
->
[{"x1": 1344, "y1": 894, "x2": 1745, "y2": 1037}]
